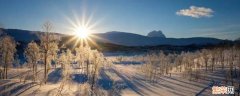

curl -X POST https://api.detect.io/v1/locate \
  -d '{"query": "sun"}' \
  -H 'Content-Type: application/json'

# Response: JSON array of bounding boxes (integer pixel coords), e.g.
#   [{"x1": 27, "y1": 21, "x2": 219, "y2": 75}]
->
[
  {"x1": 75, "y1": 26, "x2": 91, "y2": 39},
  {"x1": 64, "y1": 10, "x2": 103, "y2": 48}
]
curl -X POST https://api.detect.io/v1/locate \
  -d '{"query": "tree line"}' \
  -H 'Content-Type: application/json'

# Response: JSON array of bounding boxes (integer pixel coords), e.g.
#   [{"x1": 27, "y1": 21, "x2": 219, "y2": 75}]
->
[
  {"x1": 140, "y1": 45, "x2": 240, "y2": 93},
  {"x1": 0, "y1": 22, "x2": 107, "y2": 95}
]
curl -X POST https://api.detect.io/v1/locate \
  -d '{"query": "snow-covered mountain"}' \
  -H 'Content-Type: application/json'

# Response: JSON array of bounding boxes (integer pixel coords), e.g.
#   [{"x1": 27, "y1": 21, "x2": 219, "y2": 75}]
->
[{"x1": 0, "y1": 28, "x2": 225, "y2": 46}]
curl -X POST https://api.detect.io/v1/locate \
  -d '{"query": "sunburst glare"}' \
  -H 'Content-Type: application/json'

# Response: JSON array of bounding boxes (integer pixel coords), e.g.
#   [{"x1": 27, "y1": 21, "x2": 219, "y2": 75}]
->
[
  {"x1": 63, "y1": 10, "x2": 104, "y2": 48},
  {"x1": 74, "y1": 25, "x2": 91, "y2": 39}
]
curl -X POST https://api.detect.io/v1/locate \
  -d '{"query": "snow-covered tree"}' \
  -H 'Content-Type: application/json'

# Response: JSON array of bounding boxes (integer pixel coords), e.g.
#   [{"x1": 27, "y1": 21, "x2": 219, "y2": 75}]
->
[
  {"x1": 183, "y1": 52, "x2": 195, "y2": 80},
  {"x1": 228, "y1": 46, "x2": 237, "y2": 86},
  {"x1": 142, "y1": 51, "x2": 167, "y2": 83},
  {"x1": 24, "y1": 41, "x2": 40, "y2": 81},
  {"x1": 56, "y1": 49, "x2": 74, "y2": 95},
  {"x1": 59, "y1": 51, "x2": 67, "y2": 68},
  {"x1": 39, "y1": 21, "x2": 59, "y2": 84},
  {"x1": 175, "y1": 53, "x2": 184, "y2": 72},
  {"x1": 0, "y1": 35, "x2": 17, "y2": 79},
  {"x1": 75, "y1": 46, "x2": 88, "y2": 72},
  {"x1": 62, "y1": 49, "x2": 73, "y2": 79},
  {"x1": 89, "y1": 50, "x2": 104, "y2": 90},
  {"x1": 75, "y1": 46, "x2": 92, "y2": 76},
  {"x1": 217, "y1": 48, "x2": 225, "y2": 69},
  {"x1": 201, "y1": 49, "x2": 210, "y2": 71},
  {"x1": 210, "y1": 49, "x2": 218, "y2": 72}
]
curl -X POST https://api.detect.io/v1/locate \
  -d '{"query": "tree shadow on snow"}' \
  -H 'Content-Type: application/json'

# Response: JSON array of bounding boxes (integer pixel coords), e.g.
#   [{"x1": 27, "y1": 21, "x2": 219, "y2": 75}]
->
[
  {"x1": 72, "y1": 74, "x2": 88, "y2": 84},
  {"x1": 108, "y1": 69, "x2": 144, "y2": 95},
  {"x1": 113, "y1": 61, "x2": 142, "y2": 65},
  {"x1": 47, "y1": 68, "x2": 62, "y2": 83},
  {"x1": 98, "y1": 69, "x2": 113, "y2": 90}
]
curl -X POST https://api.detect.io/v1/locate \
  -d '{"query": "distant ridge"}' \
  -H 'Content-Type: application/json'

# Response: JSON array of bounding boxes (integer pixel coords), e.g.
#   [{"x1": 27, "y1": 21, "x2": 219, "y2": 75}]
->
[
  {"x1": 94, "y1": 31, "x2": 224, "y2": 46},
  {"x1": 0, "y1": 28, "x2": 64, "y2": 42},
  {"x1": 0, "y1": 28, "x2": 228, "y2": 46}
]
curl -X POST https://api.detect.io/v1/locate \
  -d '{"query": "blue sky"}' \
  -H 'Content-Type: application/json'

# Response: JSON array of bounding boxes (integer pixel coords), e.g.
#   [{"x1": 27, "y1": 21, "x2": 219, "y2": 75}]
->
[{"x1": 0, "y1": 0, "x2": 240, "y2": 40}]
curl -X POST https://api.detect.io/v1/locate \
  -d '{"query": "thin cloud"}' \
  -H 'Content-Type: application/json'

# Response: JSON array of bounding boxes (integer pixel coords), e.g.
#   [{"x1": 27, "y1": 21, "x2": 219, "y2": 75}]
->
[{"x1": 176, "y1": 6, "x2": 214, "y2": 18}]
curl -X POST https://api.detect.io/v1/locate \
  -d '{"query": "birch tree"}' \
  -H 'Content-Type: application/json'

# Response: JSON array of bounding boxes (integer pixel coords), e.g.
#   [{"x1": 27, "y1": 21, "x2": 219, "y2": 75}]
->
[
  {"x1": 40, "y1": 21, "x2": 59, "y2": 84},
  {"x1": 201, "y1": 49, "x2": 210, "y2": 71},
  {"x1": 0, "y1": 35, "x2": 17, "y2": 79},
  {"x1": 210, "y1": 49, "x2": 218, "y2": 72},
  {"x1": 89, "y1": 50, "x2": 104, "y2": 91},
  {"x1": 175, "y1": 53, "x2": 183, "y2": 72},
  {"x1": 75, "y1": 46, "x2": 92, "y2": 77},
  {"x1": 57, "y1": 49, "x2": 73, "y2": 95},
  {"x1": 75, "y1": 46, "x2": 88, "y2": 73},
  {"x1": 62, "y1": 49, "x2": 73, "y2": 80},
  {"x1": 24, "y1": 41, "x2": 40, "y2": 81}
]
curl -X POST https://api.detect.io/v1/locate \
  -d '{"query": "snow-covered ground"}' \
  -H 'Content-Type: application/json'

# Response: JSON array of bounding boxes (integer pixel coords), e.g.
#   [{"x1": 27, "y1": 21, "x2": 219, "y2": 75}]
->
[{"x1": 0, "y1": 56, "x2": 239, "y2": 96}]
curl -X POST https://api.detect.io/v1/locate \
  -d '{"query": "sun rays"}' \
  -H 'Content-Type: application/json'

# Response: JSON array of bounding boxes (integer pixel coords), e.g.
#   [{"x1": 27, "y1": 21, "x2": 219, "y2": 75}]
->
[{"x1": 63, "y1": 11, "x2": 103, "y2": 49}]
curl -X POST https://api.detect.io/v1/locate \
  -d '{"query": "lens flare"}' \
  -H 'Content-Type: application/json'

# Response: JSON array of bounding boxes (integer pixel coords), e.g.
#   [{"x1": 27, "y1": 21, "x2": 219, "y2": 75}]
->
[{"x1": 63, "y1": 10, "x2": 106, "y2": 48}]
